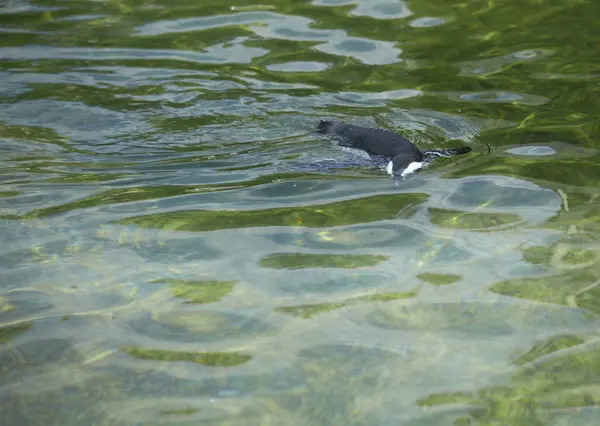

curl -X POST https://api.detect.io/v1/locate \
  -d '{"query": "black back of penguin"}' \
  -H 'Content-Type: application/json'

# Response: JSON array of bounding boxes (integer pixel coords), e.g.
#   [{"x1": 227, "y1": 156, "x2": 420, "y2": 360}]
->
[{"x1": 317, "y1": 120, "x2": 423, "y2": 161}]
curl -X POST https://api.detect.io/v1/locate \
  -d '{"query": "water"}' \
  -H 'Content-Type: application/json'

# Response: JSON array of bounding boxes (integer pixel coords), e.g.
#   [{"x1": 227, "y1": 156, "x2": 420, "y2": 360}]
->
[{"x1": 1, "y1": 0, "x2": 600, "y2": 424}]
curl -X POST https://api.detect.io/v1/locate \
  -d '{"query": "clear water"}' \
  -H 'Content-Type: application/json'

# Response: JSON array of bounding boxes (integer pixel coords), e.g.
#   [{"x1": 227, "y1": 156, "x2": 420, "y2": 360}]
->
[{"x1": 1, "y1": 0, "x2": 600, "y2": 424}]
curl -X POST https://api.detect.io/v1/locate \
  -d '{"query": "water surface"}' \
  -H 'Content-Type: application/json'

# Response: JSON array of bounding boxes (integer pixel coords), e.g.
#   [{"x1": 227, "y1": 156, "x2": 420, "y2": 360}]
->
[{"x1": 1, "y1": 0, "x2": 600, "y2": 424}]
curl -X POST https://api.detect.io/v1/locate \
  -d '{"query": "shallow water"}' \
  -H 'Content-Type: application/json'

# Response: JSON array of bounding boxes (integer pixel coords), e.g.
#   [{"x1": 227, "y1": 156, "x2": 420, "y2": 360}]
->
[{"x1": 1, "y1": 0, "x2": 600, "y2": 424}]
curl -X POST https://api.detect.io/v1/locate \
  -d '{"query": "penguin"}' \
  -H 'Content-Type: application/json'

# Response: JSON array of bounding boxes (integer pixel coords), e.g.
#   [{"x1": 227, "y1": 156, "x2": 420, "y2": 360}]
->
[{"x1": 316, "y1": 120, "x2": 471, "y2": 178}]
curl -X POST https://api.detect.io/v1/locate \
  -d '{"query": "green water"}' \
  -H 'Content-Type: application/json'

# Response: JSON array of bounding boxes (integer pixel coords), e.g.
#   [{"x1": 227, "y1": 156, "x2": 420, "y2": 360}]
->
[{"x1": 1, "y1": 0, "x2": 600, "y2": 424}]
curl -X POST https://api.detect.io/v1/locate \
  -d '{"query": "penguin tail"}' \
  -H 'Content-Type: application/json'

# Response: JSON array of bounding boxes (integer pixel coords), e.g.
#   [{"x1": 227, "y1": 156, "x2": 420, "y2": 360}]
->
[{"x1": 422, "y1": 146, "x2": 472, "y2": 159}]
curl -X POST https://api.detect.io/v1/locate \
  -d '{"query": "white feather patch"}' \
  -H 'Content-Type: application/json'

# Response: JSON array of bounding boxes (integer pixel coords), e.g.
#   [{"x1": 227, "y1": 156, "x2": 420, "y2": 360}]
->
[
  {"x1": 401, "y1": 161, "x2": 424, "y2": 177},
  {"x1": 388, "y1": 160, "x2": 424, "y2": 177},
  {"x1": 386, "y1": 160, "x2": 394, "y2": 176},
  {"x1": 386, "y1": 160, "x2": 424, "y2": 177}
]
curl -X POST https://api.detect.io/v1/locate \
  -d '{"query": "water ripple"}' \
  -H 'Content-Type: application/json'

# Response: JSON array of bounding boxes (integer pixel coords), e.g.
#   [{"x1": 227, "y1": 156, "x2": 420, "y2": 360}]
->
[
  {"x1": 2, "y1": 0, "x2": 600, "y2": 424},
  {"x1": 0, "y1": 42, "x2": 269, "y2": 64}
]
